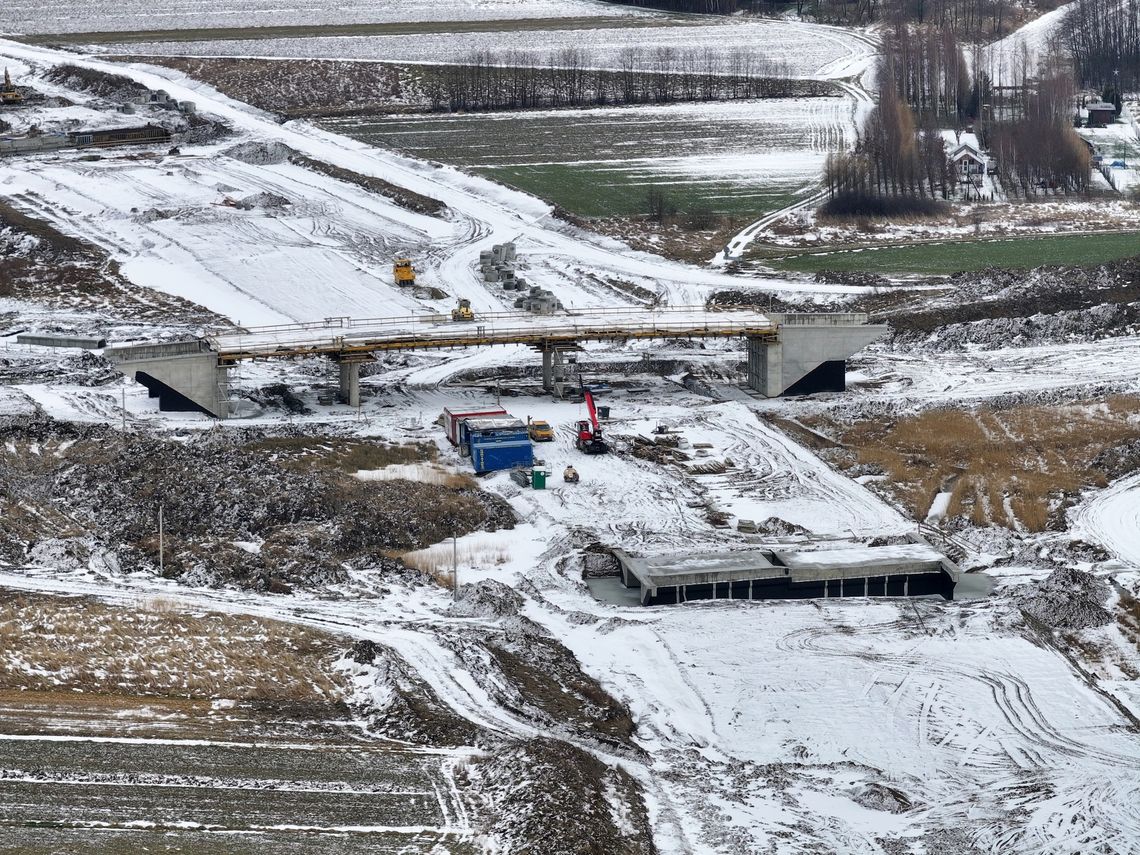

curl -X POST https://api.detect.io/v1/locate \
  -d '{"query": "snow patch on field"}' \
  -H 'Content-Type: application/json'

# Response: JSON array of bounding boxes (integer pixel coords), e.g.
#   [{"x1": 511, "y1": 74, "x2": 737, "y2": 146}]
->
[
  {"x1": 103, "y1": 19, "x2": 878, "y2": 82},
  {"x1": 1070, "y1": 472, "x2": 1140, "y2": 567},
  {"x1": 5, "y1": 0, "x2": 650, "y2": 35}
]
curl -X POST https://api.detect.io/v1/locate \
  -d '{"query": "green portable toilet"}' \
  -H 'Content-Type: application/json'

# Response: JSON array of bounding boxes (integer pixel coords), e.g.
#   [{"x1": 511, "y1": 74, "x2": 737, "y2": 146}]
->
[{"x1": 531, "y1": 468, "x2": 547, "y2": 489}]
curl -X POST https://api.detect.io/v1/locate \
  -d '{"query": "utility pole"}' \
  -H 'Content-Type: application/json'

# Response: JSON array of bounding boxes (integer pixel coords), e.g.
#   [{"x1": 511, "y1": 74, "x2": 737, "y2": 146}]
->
[
  {"x1": 158, "y1": 502, "x2": 165, "y2": 576},
  {"x1": 121, "y1": 385, "x2": 127, "y2": 434},
  {"x1": 452, "y1": 534, "x2": 458, "y2": 602}
]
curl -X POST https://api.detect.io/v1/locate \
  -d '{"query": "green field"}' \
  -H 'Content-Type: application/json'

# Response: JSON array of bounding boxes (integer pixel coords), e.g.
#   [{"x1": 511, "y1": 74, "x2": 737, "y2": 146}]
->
[
  {"x1": 476, "y1": 163, "x2": 802, "y2": 219},
  {"x1": 760, "y1": 231, "x2": 1140, "y2": 274},
  {"x1": 321, "y1": 97, "x2": 846, "y2": 221}
]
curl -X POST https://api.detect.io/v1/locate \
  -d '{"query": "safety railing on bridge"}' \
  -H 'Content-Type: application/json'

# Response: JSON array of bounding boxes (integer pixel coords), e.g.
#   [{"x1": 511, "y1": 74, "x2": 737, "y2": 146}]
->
[
  {"x1": 207, "y1": 312, "x2": 781, "y2": 361},
  {"x1": 210, "y1": 305, "x2": 757, "y2": 339}
]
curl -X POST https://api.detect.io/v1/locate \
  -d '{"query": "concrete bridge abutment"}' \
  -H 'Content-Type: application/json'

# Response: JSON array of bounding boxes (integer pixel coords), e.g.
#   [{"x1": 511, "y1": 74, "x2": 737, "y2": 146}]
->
[
  {"x1": 746, "y1": 313, "x2": 887, "y2": 397},
  {"x1": 106, "y1": 340, "x2": 231, "y2": 419}
]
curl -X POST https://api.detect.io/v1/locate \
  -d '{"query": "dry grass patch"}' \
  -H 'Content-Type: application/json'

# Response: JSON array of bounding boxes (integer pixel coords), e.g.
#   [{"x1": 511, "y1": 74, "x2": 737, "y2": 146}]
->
[
  {"x1": 815, "y1": 397, "x2": 1140, "y2": 531},
  {"x1": 245, "y1": 436, "x2": 437, "y2": 473},
  {"x1": 0, "y1": 591, "x2": 344, "y2": 702},
  {"x1": 355, "y1": 462, "x2": 475, "y2": 489},
  {"x1": 401, "y1": 544, "x2": 510, "y2": 587}
]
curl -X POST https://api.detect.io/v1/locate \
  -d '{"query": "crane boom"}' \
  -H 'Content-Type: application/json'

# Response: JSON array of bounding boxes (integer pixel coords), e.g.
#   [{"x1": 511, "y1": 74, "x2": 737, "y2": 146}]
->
[{"x1": 584, "y1": 388, "x2": 600, "y2": 431}]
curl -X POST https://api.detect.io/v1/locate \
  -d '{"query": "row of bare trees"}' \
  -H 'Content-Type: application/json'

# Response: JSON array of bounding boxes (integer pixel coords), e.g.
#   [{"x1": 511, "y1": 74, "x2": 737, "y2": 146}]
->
[
  {"x1": 743, "y1": 0, "x2": 1047, "y2": 38},
  {"x1": 417, "y1": 48, "x2": 830, "y2": 113},
  {"x1": 881, "y1": 24, "x2": 974, "y2": 120},
  {"x1": 601, "y1": 0, "x2": 741, "y2": 11},
  {"x1": 1065, "y1": 0, "x2": 1140, "y2": 88},
  {"x1": 824, "y1": 83, "x2": 953, "y2": 201},
  {"x1": 987, "y1": 75, "x2": 1091, "y2": 195},
  {"x1": 824, "y1": 25, "x2": 1091, "y2": 209}
]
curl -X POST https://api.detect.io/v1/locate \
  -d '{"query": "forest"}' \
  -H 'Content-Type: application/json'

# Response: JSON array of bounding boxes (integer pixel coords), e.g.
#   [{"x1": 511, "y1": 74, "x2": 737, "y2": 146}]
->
[{"x1": 1065, "y1": 0, "x2": 1140, "y2": 88}]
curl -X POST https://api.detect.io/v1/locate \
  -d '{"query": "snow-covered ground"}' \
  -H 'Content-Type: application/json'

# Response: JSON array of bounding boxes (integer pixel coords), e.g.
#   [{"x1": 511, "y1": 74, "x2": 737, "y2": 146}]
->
[
  {"x1": 3, "y1": 0, "x2": 651, "y2": 35},
  {"x1": 328, "y1": 96, "x2": 867, "y2": 221},
  {"x1": 0, "y1": 37, "x2": 878, "y2": 334},
  {"x1": 1071, "y1": 473, "x2": 1140, "y2": 567},
  {"x1": 101, "y1": 19, "x2": 879, "y2": 82},
  {"x1": 978, "y1": 1, "x2": 1074, "y2": 87},
  {"x1": 853, "y1": 338, "x2": 1140, "y2": 404}
]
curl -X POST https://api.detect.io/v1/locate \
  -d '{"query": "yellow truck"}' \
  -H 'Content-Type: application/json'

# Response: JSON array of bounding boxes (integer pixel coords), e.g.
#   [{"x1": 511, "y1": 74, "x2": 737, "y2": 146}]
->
[
  {"x1": 393, "y1": 258, "x2": 415, "y2": 287},
  {"x1": 527, "y1": 419, "x2": 554, "y2": 442}
]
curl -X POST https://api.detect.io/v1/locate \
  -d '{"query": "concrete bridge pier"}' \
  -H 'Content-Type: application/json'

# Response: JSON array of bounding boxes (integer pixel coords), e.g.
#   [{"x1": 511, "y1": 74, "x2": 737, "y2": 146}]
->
[
  {"x1": 334, "y1": 356, "x2": 371, "y2": 408},
  {"x1": 539, "y1": 343, "x2": 578, "y2": 397}
]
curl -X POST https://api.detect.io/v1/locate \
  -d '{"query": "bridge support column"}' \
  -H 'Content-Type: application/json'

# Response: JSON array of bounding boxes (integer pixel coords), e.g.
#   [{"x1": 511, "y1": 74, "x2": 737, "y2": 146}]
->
[
  {"x1": 337, "y1": 360, "x2": 361, "y2": 408},
  {"x1": 542, "y1": 347, "x2": 553, "y2": 392},
  {"x1": 539, "y1": 344, "x2": 576, "y2": 398}
]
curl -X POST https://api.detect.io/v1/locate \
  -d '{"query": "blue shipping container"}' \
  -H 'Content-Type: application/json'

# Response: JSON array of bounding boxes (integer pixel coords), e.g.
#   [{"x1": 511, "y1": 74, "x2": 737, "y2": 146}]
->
[{"x1": 469, "y1": 431, "x2": 534, "y2": 474}]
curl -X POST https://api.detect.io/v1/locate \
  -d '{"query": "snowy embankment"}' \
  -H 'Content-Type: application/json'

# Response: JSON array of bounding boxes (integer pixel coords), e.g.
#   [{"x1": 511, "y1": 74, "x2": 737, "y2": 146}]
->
[
  {"x1": 0, "y1": 38, "x2": 877, "y2": 331},
  {"x1": 98, "y1": 18, "x2": 878, "y2": 82},
  {"x1": 977, "y1": 1, "x2": 1075, "y2": 85},
  {"x1": 1071, "y1": 472, "x2": 1140, "y2": 567}
]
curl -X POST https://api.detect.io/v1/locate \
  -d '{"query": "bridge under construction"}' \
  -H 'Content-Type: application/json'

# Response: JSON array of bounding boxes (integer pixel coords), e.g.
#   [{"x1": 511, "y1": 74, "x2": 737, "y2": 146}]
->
[{"x1": 105, "y1": 307, "x2": 886, "y2": 418}]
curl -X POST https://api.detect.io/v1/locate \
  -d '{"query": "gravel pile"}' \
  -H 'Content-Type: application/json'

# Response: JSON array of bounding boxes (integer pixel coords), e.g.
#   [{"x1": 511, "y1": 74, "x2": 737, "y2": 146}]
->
[{"x1": 1016, "y1": 567, "x2": 1113, "y2": 629}]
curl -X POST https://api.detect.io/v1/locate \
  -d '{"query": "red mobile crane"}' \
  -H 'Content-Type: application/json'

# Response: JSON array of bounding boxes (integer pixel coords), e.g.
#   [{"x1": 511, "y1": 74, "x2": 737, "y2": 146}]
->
[{"x1": 575, "y1": 388, "x2": 608, "y2": 455}]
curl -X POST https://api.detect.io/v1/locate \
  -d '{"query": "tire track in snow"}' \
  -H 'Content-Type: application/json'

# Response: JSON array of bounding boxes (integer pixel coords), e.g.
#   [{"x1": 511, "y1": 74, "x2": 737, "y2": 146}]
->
[{"x1": 1069, "y1": 472, "x2": 1140, "y2": 567}]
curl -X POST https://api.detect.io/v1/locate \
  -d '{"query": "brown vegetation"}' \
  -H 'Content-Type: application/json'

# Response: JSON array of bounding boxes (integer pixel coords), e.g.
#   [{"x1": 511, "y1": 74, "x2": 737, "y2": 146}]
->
[
  {"x1": 813, "y1": 397, "x2": 1140, "y2": 531},
  {"x1": 0, "y1": 590, "x2": 343, "y2": 702},
  {"x1": 0, "y1": 420, "x2": 515, "y2": 589}
]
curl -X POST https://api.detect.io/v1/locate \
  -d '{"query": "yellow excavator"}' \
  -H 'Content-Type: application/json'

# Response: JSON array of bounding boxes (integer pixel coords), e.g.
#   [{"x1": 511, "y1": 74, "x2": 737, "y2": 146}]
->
[
  {"x1": 393, "y1": 257, "x2": 415, "y2": 287},
  {"x1": 2, "y1": 68, "x2": 23, "y2": 105},
  {"x1": 451, "y1": 298, "x2": 474, "y2": 322}
]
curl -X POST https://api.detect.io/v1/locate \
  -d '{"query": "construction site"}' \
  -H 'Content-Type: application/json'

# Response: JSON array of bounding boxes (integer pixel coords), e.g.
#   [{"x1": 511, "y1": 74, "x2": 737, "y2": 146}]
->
[{"x1": 0, "y1": 23, "x2": 1138, "y2": 855}]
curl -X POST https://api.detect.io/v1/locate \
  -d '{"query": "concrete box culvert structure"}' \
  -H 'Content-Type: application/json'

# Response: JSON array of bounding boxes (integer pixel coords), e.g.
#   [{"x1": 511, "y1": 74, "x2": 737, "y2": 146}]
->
[{"x1": 612, "y1": 538, "x2": 963, "y2": 605}]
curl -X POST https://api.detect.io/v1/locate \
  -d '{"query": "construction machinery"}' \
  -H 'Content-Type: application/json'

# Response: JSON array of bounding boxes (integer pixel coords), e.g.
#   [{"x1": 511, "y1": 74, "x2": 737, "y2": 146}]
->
[
  {"x1": 527, "y1": 417, "x2": 554, "y2": 442},
  {"x1": 393, "y1": 257, "x2": 416, "y2": 287},
  {"x1": 451, "y1": 298, "x2": 474, "y2": 322},
  {"x1": 575, "y1": 388, "x2": 608, "y2": 455},
  {"x1": 1, "y1": 68, "x2": 23, "y2": 105},
  {"x1": 563, "y1": 465, "x2": 579, "y2": 483}
]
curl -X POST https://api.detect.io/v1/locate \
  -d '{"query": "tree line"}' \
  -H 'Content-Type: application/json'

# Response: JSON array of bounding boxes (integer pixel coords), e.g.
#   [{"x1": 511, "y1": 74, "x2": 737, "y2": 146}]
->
[
  {"x1": 987, "y1": 75, "x2": 1090, "y2": 195},
  {"x1": 823, "y1": 23, "x2": 1090, "y2": 212},
  {"x1": 1065, "y1": 0, "x2": 1140, "y2": 89},
  {"x1": 743, "y1": 0, "x2": 1053, "y2": 39},
  {"x1": 417, "y1": 48, "x2": 835, "y2": 113},
  {"x1": 824, "y1": 80, "x2": 952, "y2": 203},
  {"x1": 600, "y1": 0, "x2": 741, "y2": 12}
]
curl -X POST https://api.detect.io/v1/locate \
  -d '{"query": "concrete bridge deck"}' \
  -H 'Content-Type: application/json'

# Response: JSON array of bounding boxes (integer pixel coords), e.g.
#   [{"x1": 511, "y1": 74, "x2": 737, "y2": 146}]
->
[{"x1": 205, "y1": 307, "x2": 779, "y2": 361}]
